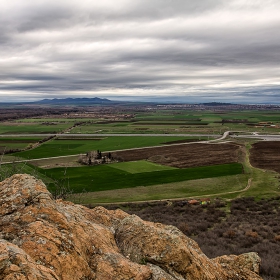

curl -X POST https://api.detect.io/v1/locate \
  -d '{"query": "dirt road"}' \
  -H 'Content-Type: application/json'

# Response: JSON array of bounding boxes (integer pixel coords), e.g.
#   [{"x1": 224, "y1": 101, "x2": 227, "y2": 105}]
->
[{"x1": 95, "y1": 178, "x2": 253, "y2": 206}]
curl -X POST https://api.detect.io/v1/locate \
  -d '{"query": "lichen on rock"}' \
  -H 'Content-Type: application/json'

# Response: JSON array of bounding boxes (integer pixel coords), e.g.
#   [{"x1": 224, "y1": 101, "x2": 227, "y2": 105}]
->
[{"x1": 0, "y1": 174, "x2": 263, "y2": 279}]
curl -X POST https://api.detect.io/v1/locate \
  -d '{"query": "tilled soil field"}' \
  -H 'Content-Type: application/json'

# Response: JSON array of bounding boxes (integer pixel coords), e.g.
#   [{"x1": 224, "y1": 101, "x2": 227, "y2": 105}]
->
[
  {"x1": 112, "y1": 142, "x2": 243, "y2": 168},
  {"x1": 250, "y1": 141, "x2": 280, "y2": 173}
]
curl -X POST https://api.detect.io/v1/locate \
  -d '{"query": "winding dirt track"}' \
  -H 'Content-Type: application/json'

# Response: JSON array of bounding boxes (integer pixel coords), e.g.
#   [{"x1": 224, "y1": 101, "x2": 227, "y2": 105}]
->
[{"x1": 96, "y1": 178, "x2": 253, "y2": 206}]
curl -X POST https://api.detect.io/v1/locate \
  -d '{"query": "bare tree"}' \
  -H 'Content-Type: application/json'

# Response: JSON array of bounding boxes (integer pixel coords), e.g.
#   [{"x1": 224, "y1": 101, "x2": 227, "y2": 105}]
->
[{"x1": 49, "y1": 167, "x2": 73, "y2": 200}]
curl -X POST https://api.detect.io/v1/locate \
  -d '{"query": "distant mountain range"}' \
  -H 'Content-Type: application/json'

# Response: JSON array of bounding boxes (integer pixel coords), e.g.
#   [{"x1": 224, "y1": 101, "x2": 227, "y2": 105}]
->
[
  {"x1": 1, "y1": 98, "x2": 278, "y2": 108},
  {"x1": 35, "y1": 97, "x2": 112, "y2": 105}
]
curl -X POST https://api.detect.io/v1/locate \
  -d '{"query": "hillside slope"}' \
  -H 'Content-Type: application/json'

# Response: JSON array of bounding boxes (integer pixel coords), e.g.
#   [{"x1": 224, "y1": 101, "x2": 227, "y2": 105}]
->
[{"x1": 0, "y1": 174, "x2": 262, "y2": 279}]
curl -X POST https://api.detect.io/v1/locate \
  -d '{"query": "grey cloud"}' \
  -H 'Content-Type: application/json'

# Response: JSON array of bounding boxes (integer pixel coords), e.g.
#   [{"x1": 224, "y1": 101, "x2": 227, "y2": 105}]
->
[
  {"x1": 0, "y1": 0, "x2": 280, "y2": 103},
  {"x1": 17, "y1": 9, "x2": 73, "y2": 33},
  {"x1": 1, "y1": 0, "x2": 224, "y2": 35},
  {"x1": 94, "y1": 0, "x2": 225, "y2": 20}
]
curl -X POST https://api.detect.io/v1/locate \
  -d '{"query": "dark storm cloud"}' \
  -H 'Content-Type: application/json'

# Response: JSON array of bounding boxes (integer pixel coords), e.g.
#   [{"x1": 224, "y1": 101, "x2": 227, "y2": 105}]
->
[{"x1": 0, "y1": 0, "x2": 280, "y2": 103}]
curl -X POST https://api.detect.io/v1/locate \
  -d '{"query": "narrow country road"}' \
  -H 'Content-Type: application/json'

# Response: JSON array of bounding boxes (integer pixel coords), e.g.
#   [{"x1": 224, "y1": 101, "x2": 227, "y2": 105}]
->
[
  {"x1": 2, "y1": 131, "x2": 230, "y2": 164},
  {"x1": 85, "y1": 178, "x2": 253, "y2": 206}
]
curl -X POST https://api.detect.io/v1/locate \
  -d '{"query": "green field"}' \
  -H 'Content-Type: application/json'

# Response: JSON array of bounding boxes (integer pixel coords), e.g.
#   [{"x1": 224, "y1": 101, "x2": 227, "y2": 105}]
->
[
  {"x1": 138, "y1": 110, "x2": 280, "y2": 123},
  {"x1": 13, "y1": 136, "x2": 192, "y2": 159},
  {"x1": 70, "y1": 121, "x2": 202, "y2": 134},
  {"x1": 0, "y1": 162, "x2": 46, "y2": 182},
  {"x1": 43, "y1": 162, "x2": 243, "y2": 193},
  {"x1": 111, "y1": 160, "x2": 177, "y2": 173},
  {"x1": 2, "y1": 158, "x2": 278, "y2": 205},
  {"x1": 15, "y1": 118, "x2": 97, "y2": 123},
  {"x1": 68, "y1": 110, "x2": 280, "y2": 134},
  {"x1": 0, "y1": 137, "x2": 43, "y2": 152},
  {"x1": 0, "y1": 123, "x2": 73, "y2": 134},
  {"x1": 69, "y1": 174, "x2": 250, "y2": 204},
  {"x1": 1, "y1": 110, "x2": 280, "y2": 136}
]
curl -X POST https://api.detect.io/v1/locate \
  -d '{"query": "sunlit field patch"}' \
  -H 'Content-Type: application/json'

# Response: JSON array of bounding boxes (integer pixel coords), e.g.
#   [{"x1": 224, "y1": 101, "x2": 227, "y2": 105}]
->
[{"x1": 109, "y1": 160, "x2": 177, "y2": 173}]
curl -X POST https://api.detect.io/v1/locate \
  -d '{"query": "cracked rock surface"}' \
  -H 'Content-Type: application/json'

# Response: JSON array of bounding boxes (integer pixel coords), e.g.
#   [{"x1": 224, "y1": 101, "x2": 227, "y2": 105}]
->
[{"x1": 0, "y1": 174, "x2": 262, "y2": 279}]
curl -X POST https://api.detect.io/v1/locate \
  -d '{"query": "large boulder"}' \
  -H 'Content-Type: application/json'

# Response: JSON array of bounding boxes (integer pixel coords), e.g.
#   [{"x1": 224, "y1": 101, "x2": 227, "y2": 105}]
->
[{"x1": 0, "y1": 174, "x2": 262, "y2": 280}]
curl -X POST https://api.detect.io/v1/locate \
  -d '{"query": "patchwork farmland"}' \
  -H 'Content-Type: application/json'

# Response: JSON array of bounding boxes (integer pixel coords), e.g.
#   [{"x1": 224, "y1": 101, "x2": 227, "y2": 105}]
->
[{"x1": 0, "y1": 104, "x2": 279, "y2": 204}]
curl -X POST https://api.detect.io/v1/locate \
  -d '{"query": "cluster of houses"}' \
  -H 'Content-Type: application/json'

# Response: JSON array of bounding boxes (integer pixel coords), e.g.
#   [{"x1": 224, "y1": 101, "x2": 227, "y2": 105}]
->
[{"x1": 78, "y1": 150, "x2": 115, "y2": 165}]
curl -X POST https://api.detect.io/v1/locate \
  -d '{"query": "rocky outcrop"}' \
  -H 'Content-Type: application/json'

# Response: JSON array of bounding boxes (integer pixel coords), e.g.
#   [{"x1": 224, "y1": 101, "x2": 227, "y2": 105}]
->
[{"x1": 0, "y1": 174, "x2": 262, "y2": 280}]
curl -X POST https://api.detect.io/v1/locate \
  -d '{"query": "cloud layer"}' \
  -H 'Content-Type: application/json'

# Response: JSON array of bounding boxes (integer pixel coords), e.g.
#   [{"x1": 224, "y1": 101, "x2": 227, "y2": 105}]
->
[{"x1": 1, "y1": 0, "x2": 280, "y2": 103}]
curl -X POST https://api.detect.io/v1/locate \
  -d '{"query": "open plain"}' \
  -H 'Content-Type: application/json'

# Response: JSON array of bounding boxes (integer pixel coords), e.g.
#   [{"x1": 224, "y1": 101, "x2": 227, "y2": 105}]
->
[
  {"x1": 0, "y1": 104, "x2": 279, "y2": 203},
  {"x1": 1, "y1": 103, "x2": 280, "y2": 280}
]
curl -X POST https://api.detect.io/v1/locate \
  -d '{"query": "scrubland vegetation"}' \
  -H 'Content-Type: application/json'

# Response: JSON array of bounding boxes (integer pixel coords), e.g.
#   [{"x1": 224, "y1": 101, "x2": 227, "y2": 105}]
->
[{"x1": 105, "y1": 197, "x2": 280, "y2": 280}]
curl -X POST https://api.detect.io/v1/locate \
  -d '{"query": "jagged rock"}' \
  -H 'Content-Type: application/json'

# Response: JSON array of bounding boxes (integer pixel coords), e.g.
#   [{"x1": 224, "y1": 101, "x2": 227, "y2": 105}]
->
[
  {"x1": 0, "y1": 239, "x2": 59, "y2": 279},
  {"x1": 0, "y1": 174, "x2": 263, "y2": 280},
  {"x1": 214, "y1": 253, "x2": 261, "y2": 278}
]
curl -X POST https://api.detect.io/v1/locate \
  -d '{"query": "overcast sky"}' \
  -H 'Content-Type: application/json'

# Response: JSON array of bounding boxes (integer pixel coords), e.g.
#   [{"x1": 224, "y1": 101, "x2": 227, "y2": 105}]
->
[{"x1": 1, "y1": 0, "x2": 280, "y2": 103}]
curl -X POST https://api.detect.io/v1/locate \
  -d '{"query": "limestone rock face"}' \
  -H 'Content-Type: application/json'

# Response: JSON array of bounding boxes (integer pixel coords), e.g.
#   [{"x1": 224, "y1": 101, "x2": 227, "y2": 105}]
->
[{"x1": 0, "y1": 174, "x2": 262, "y2": 280}]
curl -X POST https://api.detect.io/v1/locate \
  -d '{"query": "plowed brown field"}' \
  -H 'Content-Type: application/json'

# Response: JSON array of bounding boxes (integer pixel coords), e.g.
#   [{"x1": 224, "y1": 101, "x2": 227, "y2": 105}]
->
[
  {"x1": 112, "y1": 142, "x2": 243, "y2": 168},
  {"x1": 250, "y1": 141, "x2": 280, "y2": 173}
]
